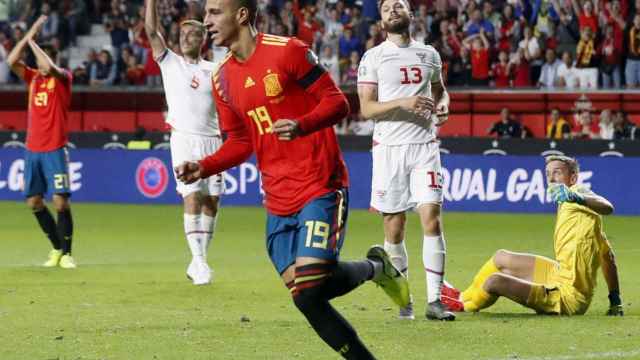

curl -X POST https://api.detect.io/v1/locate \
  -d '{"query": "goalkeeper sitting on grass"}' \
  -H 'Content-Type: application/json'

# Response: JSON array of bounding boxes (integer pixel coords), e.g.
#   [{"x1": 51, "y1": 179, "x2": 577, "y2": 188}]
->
[{"x1": 442, "y1": 155, "x2": 623, "y2": 316}]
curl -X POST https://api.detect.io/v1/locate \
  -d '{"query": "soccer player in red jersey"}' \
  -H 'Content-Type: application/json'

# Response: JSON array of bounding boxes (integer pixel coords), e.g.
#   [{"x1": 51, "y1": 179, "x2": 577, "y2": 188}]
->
[
  {"x1": 7, "y1": 16, "x2": 76, "y2": 269},
  {"x1": 176, "y1": 0, "x2": 410, "y2": 358}
]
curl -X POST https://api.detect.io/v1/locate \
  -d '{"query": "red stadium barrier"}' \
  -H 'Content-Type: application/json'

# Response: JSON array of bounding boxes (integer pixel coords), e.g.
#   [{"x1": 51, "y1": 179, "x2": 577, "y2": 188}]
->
[{"x1": 2, "y1": 89, "x2": 640, "y2": 136}]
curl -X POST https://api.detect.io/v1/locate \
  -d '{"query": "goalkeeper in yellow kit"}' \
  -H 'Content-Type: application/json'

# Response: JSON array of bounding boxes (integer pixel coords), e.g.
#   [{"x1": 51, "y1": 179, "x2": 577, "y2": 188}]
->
[{"x1": 441, "y1": 156, "x2": 623, "y2": 316}]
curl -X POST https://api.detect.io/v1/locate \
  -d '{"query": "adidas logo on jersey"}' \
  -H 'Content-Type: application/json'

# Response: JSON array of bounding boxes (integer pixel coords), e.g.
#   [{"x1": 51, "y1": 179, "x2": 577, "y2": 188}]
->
[{"x1": 245, "y1": 77, "x2": 255, "y2": 88}]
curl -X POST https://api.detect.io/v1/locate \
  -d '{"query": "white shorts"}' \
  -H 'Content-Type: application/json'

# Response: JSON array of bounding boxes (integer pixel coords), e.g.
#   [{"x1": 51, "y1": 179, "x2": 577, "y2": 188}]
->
[
  {"x1": 370, "y1": 142, "x2": 443, "y2": 213},
  {"x1": 170, "y1": 130, "x2": 225, "y2": 197}
]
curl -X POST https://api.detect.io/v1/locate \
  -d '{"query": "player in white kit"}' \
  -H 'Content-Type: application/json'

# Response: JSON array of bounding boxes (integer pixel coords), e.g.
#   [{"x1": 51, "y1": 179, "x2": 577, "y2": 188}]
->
[
  {"x1": 357, "y1": 0, "x2": 455, "y2": 320},
  {"x1": 146, "y1": 0, "x2": 223, "y2": 285}
]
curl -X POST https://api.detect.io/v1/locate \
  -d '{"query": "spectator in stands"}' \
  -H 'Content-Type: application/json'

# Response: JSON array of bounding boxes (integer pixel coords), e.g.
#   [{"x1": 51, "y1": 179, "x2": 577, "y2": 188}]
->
[
  {"x1": 599, "y1": 25, "x2": 622, "y2": 88},
  {"x1": 489, "y1": 108, "x2": 523, "y2": 138},
  {"x1": 573, "y1": 111, "x2": 598, "y2": 139},
  {"x1": 89, "y1": 49, "x2": 116, "y2": 87},
  {"x1": 575, "y1": 27, "x2": 598, "y2": 89},
  {"x1": 556, "y1": 50, "x2": 579, "y2": 88},
  {"x1": 492, "y1": 50, "x2": 512, "y2": 88},
  {"x1": 519, "y1": 26, "x2": 543, "y2": 84},
  {"x1": 72, "y1": 48, "x2": 97, "y2": 85},
  {"x1": 552, "y1": 2, "x2": 580, "y2": 57},
  {"x1": 613, "y1": 111, "x2": 638, "y2": 139},
  {"x1": 323, "y1": 6, "x2": 344, "y2": 42},
  {"x1": 573, "y1": 0, "x2": 598, "y2": 34},
  {"x1": 365, "y1": 23, "x2": 384, "y2": 50},
  {"x1": 546, "y1": 108, "x2": 572, "y2": 139},
  {"x1": 348, "y1": 5, "x2": 369, "y2": 44},
  {"x1": 319, "y1": 44, "x2": 340, "y2": 85},
  {"x1": 626, "y1": 14, "x2": 640, "y2": 88},
  {"x1": 603, "y1": 0, "x2": 625, "y2": 52},
  {"x1": 0, "y1": 40, "x2": 9, "y2": 83},
  {"x1": 448, "y1": 46, "x2": 471, "y2": 86},
  {"x1": 538, "y1": 48, "x2": 562, "y2": 88},
  {"x1": 105, "y1": 2, "x2": 130, "y2": 59},
  {"x1": 39, "y1": 3, "x2": 59, "y2": 43},
  {"x1": 293, "y1": 0, "x2": 322, "y2": 46},
  {"x1": 466, "y1": 9, "x2": 494, "y2": 40},
  {"x1": 338, "y1": 26, "x2": 362, "y2": 60},
  {"x1": 497, "y1": 4, "x2": 520, "y2": 53},
  {"x1": 599, "y1": 109, "x2": 615, "y2": 140},
  {"x1": 341, "y1": 50, "x2": 360, "y2": 87},
  {"x1": 50, "y1": 37, "x2": 69, "y2": 69},
  {"x1": 511, "y1": 47, "x2": 532, "y2": 87},
  {"x1": 61, "y1": 0, "x2": 85, "y2": 47},
  {"x1": 463, "y1": 28, "x2": 490, "y2": 86},
  {"x1": 124, "y1": 53, "x2": 145, "y2": 85}
]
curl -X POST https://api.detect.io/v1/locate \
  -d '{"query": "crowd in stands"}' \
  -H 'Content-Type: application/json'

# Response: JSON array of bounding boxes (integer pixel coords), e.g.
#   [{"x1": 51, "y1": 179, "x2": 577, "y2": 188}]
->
[
  {"x1": 3, "y1": 0, "x2": 640, "y2": 89},
  {"x1": 0, "y1": 0, "x2": 639, "y2": 137},
  {"x1": 487, "y1": 106, "x2": 638, "y2": 139}
]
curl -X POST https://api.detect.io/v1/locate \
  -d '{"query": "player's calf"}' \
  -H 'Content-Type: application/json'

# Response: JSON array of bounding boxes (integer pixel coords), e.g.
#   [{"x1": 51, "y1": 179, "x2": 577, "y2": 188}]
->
[{"x1": 292, "y1": 264, "x2": 376, "y2": 360}]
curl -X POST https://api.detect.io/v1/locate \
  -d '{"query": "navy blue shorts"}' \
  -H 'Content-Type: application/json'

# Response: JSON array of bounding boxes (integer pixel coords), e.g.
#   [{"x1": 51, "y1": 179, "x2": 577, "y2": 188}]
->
[
  {"x1": 23, "y1": 148, "x2": 71, "y2": 198},
  {"x1": 266, "y1": 189, "x2": 348, "y2": 275}
]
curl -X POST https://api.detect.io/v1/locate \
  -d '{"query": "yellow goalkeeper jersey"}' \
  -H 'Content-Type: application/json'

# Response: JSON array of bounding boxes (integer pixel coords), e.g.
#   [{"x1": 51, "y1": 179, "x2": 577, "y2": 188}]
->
[{"x1": 553, "y1": 185, "x2": 611, "y2": 302}]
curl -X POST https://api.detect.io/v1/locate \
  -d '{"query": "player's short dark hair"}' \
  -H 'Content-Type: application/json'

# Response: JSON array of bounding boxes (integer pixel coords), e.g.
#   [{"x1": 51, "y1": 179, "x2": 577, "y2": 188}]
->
[
  {"x1": 545, "y1": 155, "x2": 580, "y2": 175},
  {"x1": 234, "y1": 0, "x2": 258, "y2": 25},
  {"x1": 377, "y1": 0, "x2": 411, "y2": 11}
]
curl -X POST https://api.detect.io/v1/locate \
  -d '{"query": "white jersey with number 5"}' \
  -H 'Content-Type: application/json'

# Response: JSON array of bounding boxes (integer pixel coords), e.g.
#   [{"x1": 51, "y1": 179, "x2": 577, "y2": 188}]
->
[
  {"x1": 357, "y1": 40, "x2": 442, "y2": 145},
  {"x1": 157, "y1": 49, "x2": 220, "y2": 136}
]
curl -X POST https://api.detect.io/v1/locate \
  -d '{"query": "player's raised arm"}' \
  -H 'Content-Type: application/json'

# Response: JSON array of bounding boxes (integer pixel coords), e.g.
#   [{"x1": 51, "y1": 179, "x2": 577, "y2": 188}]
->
[
  {"x1": 28, "y1": 40, "x2": 66, "y2": 80},
  {"x1": 581, "y1": 191, "x2": 615, "y2": 215},
  {"x1": 273, "y1": 39, "x2": 350, "y2": 138},
  {"x1": 7, "y1": 15, "x2": 47, "y2": 79},
  {"x1": 144, "y1": 0, "x2": 168, "y2": 60}
]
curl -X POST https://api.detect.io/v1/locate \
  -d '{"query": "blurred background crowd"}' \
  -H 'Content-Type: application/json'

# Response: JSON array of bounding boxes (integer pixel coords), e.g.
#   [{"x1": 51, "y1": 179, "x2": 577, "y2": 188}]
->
[
  {"x1": 0, "y1": 0, "x2": 638, "y2": 137},
  {"x1": 2, "y1": 0, "x2": 640, "y2": 88}
]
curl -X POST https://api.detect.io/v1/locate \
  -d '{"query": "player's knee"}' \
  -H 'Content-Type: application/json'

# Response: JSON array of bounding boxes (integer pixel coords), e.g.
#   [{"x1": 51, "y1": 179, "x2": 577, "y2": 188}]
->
[
  {"x1": 483, "y1": 273, "x2": 505, "y2": 293},
  {"x1": 201, "y1": 196, "x2": 220, "y2": 217},
  {"x1": 493, "y1": 249, "x2": 511, "y2": 270},
  {"x1": 292, "y1": 285, "x2": 324, "y2": 315},
  {"x1": 183, "y1": 193, "x2": 201, "y2": 213},
  {"x1": 26, "y1": 196, "x2": 45, "y2": 211},
  {"x1": 52, "y1": 195, "x2": 70, "y2": 212}
]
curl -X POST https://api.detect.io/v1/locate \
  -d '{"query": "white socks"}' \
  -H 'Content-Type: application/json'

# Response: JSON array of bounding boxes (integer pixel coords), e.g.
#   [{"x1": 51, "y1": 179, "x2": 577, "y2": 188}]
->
[
  {"x1": 384, "y1": 239, "x2": 409, "y2": 276},
  {"x1": 200, "y1": 214, "x2": 217, "y2": 258},
  {"x1": 184, "y1": 214, "x2": 203, "y2": 259},
  {"x1": 423, "y1": 235, "x2": 446, "y2": 303}
]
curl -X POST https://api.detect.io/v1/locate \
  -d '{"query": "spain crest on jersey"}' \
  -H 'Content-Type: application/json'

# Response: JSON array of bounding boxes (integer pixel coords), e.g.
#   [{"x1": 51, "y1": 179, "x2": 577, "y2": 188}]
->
[{"x1": 263, "y1": 73, "x2": 283, "y2": 97}]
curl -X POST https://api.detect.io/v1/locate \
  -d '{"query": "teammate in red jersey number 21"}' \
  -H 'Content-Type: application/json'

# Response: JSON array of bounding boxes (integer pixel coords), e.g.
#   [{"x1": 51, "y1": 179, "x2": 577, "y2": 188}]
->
[
  {"x1": 6, "y1": 15, "x2": 77, "y2": 269},
  {"x1": 175, "y1": 0, "x2": 410, "y2": 358}
]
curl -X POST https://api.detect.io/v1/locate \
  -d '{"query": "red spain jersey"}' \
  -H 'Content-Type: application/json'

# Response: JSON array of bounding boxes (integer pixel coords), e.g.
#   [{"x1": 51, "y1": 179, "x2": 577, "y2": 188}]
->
[
  {"x1": 201, "y1": 33, "x2": 350, "y2": 216},
  {"x1": 23, "y1": 67, "x2": 72, "y2": 152}
]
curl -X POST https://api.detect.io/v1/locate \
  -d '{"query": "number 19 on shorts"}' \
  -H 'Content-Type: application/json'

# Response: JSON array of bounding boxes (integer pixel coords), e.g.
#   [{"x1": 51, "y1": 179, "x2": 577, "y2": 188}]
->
[{"x1": 304, "y1": 221, "x2": 330, "y2": 249}]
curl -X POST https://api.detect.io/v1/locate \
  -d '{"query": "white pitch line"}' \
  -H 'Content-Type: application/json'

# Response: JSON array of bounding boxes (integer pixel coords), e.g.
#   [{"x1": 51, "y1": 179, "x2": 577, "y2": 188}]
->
[{"x1": 488, "y1": 349, "x2": 640, "y2": 360}]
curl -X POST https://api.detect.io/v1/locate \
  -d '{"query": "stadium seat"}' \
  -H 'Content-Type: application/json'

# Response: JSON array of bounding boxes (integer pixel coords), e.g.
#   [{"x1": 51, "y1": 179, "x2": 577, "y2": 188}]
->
[
  {"x1": 83, "y1": 111, "x2": 136, "y2": 132},
  {"x1": 0, "y1": 111, "x2": 27, "y2": 130},
  {"x1": 438, "y1": 114, "x2": 471, "y2": 137},
  {"x1": 471, "y1": 114, "x2": 500, "y2": 137},
  {"x1": 519, "y1": 114, "x2": 546, "y2": 138},
  {"x1": 137, "y1": 112, "x2": 167, "y2": 131},
  {"x1": 68, "y1": 112, "x2": 83, "y2": 132}
]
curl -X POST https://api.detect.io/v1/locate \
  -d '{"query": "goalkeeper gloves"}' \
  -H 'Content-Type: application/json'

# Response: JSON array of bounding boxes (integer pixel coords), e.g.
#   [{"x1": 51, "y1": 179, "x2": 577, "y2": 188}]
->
[
  {"x1": 606, "y1": 290, "x2": 624, "y2": 316},
  {"x1": 547, "y1": 183, "x2": 585, "y2": 205}
]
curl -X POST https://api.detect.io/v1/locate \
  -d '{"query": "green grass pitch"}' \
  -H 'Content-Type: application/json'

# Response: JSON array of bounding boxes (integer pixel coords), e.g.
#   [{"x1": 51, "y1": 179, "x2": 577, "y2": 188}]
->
[{"x1": 0, "y1": 201, "x2": 638, "y2": 360}]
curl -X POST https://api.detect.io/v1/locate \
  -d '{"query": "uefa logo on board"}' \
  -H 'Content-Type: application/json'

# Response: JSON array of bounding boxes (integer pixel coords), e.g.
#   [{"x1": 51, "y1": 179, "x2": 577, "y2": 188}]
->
[{"x1": 136, "y1": 157, "x2": 169, "y2": 198}]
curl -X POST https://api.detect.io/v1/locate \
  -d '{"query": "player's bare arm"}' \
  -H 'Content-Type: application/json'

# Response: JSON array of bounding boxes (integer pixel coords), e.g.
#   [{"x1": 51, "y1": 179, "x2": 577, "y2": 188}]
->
[
  {"x1": 581, "y1": 191, "x2": 614, "y2": 215},
  {"x1": 28, "y1": 40, "x2": 66, "y2": 80},
  {"x1": 144, "y1": 0, "x2": 168, "y2": 60},
  {"x1": 357, "y1": 84, "x2": 434, "y2": 119},
  {"x1": 6, "y1": 15, "x2": 48, "y2": 78},
  {"x1": 431, "y1": 78, "x2": 450, "y2": 126},
  {"x1": 600, "y1": 248, "x2": 623, "y2": 315}
]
